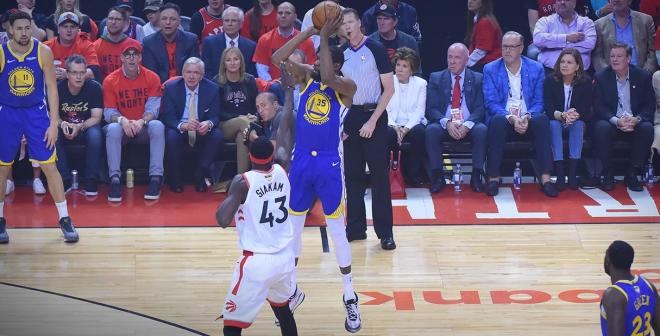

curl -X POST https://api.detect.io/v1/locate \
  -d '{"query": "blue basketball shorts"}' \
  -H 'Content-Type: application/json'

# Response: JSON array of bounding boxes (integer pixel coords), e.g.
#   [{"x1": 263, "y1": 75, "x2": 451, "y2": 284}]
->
[
  {"x1": 288, "y1": 149, "x2": 344, "y2": 218},
  {"x1": 0, "y1": 102, "x2": 56, "y2": 166}
]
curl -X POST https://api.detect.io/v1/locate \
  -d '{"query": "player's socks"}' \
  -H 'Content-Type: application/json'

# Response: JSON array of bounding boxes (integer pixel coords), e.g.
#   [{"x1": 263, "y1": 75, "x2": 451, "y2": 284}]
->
[
  {"x1": 222, "y1": 326, "x2": 242, "y2": 336},
  {"x1": 342, "y1": 273, "x2": 356, "y2": 301},
  {"x1": 55, "y1": 201, "x2": 69, "y2": 219},
  {"x1": 271, "y1": 304, "x2": 298, "y2": 336}
]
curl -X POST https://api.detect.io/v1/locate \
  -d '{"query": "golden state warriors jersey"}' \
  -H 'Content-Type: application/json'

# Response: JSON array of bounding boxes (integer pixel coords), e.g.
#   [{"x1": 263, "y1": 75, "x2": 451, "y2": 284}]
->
[
  {"x1": 0, "y1": 38, "x2": 46, "y2": 108},
  {"x1": 600, "y1": 275, "x2": 657, "y2": 336},
  {"x1": 295, "y1": 79, "x2": 349, "y2": 152}
]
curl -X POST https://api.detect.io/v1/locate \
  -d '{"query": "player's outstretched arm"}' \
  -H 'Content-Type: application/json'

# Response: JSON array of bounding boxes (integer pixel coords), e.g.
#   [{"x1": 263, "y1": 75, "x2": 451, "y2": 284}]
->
[
  {"x1": 216, "y1": 174, "x2": 249, "y2": 228},
  {"x1": 318, "y1": 14, "x2": 355, "y2": 104},
  {"x1": 602, "y1": 287, "x2": 627, "y2": 336},
  {"x1": 272, "y1": 27, "x2": 315, "y2": 85},
  {"x1": 274, "y1": 70, "x2": 296, "y2": 172}
]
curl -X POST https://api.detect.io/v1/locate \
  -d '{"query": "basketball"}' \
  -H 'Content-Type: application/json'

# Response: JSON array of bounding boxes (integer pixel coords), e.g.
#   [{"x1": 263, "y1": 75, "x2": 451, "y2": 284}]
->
[{"x1": 312, "y1": 1, "x2": 342, "y2": 29}]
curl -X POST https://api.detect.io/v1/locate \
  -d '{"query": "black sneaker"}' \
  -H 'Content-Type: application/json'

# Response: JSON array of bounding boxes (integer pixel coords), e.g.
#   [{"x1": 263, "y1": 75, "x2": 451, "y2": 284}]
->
[
  {"x1": 0, "y1": 217, "x2": 8, "y2": 244},
  {"x1": 85, "y1": 180, "x2": 98, "y2": 196},
  {"x1": 144, "y1": 176, "x2": 162, "y2": 200},
  {"x1": 108, "y1": 180, "x2": 122, "y2": 202},
  {"x1": 58, "y1": 217, "x2": 79, "y2": 243},
  {"x1": 625, "y1": 174, "x2": 643, "y2": 192}
]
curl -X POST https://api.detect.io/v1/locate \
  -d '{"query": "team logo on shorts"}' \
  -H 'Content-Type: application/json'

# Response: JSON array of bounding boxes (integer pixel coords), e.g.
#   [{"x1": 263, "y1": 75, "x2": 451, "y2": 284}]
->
[
  {"x1": 304, "y1": 91, "x2": 331, "y2": 125},
  {"x1": 225, "y1": 300, "x2": 237, "y2": 313},
  {"x1": 8, "y1": 66, "x2": 35, "y2": 97}
]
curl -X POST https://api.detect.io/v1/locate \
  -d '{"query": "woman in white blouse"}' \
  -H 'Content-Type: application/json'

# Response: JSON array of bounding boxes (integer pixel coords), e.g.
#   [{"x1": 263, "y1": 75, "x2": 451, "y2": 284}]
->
[{"x1": 386, "y1": 47, "x2": 427, "y2": 185}]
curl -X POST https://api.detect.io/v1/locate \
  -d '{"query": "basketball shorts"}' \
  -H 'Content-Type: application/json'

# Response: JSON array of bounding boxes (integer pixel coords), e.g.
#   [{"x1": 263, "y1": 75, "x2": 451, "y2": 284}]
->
[
  {"x1": 0, "y1": 103, "x2": 56, "y2": 166},
  {"x1": 222, "y1": 249, "x2": 296, "y2": 328},
  {"x1": 288, "y1": 149, "x2": 344, "y2": 218}
]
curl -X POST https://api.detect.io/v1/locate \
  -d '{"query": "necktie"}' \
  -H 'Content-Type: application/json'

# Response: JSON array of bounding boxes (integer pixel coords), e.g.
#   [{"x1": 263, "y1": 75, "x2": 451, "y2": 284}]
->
[
  {"x1": 188, "y1": 91, "x2": 197, "y2": 147},
  {"x1": 230, "y1": 40, "x2": 235, "y2": 48},
  {"x1": 451, "y1": 75, "x2": 461, "y2": 109}
]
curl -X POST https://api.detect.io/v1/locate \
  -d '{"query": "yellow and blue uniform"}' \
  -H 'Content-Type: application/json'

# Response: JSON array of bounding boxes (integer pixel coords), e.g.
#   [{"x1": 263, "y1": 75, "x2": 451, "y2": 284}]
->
[
  {"x1": 289, "y1": 78, "x2": 349, "y2": 218},
  {"x1": 0, "y1": 38, "x2": 55, "y2": 166},
  {"x1": 600, "y1": 275, "x2": 657, "y2": 336}
]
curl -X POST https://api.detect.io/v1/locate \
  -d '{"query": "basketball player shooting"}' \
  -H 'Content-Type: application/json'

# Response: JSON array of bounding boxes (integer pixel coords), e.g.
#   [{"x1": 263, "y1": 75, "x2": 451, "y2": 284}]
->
[
  {"x1": 270, "y1": 6, "x2": 362, "y2": 333},
  {"x1": 215, "y1": 136, "x2": 299, "y2": 336}
]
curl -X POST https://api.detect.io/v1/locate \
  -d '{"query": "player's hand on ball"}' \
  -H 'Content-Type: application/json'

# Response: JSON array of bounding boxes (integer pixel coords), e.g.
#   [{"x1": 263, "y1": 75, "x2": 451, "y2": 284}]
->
[{"x1": 320, "y1": 9, "x2": 343, "y2": 38}]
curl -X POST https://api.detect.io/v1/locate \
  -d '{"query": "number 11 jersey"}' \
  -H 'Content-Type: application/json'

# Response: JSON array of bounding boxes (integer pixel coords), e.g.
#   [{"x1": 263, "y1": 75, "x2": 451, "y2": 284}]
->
[{"x1": 235, "y1": 164, "x2": 294, "y2": 254}]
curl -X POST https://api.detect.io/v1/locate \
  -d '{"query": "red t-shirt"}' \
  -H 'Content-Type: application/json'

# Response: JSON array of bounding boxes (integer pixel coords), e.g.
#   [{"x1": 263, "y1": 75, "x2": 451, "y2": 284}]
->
[
  {"x1": 240, "y1": 8, "x2": 278, "y2": 41},
  {"x1": 93, "y1": 36, "x2": 140, "y2": 78},
  {"x1": 535, "y1": 0, "x2": 556, "y2": 17},
  {"x1": 44, "y1": 32, "x2": 99, "y2": 66},
  {"x1": 253, "y1": 28, "x2": 316, "y2": 80},
  {"x1": 470, "y1": 17, "x2": 502, "y2": 65},
  {"x1": 102, "y1": 65, "x2": 162, "y2": 120},
  {"x1": 166, "y1": 41, "x2": 177, "y2": 80}
]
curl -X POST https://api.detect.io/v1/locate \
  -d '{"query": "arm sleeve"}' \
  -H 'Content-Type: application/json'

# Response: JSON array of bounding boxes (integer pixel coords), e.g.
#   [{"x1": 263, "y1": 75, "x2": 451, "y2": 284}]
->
[
  {"x1": 160, "y1": 85, "x2": 178, "y2": 129},
  {"x1": 572, "y1": 18, "x2": 597, "y2": 53},
  {"x1": 533, "y1": 17, "x2": 568, "y2": 48},
  {"x1": 529, "y1": 66, "x2": 545, "y2": 116},
  {"x1": 483, "y1": 67, "x2": 509, "y2": 118},
  {"x1": 102, "y1": 79, "x2": 118, "y2": 123},
  {"x1": 473, "y1": 19, "x2": 498, "y2": 52},
  {"x1": 405, "y1": 79, "x2": 426, "y2": 130},
  {"x1": 90, "y1": 80, "x2": 103, "y2": 109},
  {"x1": 145, "y1": 97, "x2": 161, "y2": 119},
  {"x1": 190, "y1": 12, "x2": 203, "y2": 40},
  {"x1": 425, "y1": 75, "x2": 444, "y2": 123},
  {"x1": 371, "y1": 41, "x2": 393, "y2": 74},
  {"x1": 643, "y1": 15, "x2": 657, "y2": 72},
  {"x1": 256, "y1": 64, "x2": 272, "y2": 80},
  {"x1": 467, "y1": 49, "x2": 487, "y2": 67},
  {"x1": 84, "y1": 40, "x2": 99, "y2": 66}
]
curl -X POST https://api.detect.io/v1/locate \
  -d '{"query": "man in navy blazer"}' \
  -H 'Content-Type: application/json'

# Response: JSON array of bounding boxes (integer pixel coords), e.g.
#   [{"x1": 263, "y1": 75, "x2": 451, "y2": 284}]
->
[
  {"x1": 483, "y1": 31, "x2": 557, "y2": 197},
  {"x1": 161, "y1": 57, "x2": 222, "y2": 193},
  {"x1": 593, "y1": 42, "x2": 655, "y2": 192},
  {"x1": 425, "y1": 43, "x2": 488, "y2": 193},
  {"x1": 201, "y1": 6, "x2": 256, "y2": 79},
  {"x1": 142, "y1": 3, "x2": 200, "y2": 83}
]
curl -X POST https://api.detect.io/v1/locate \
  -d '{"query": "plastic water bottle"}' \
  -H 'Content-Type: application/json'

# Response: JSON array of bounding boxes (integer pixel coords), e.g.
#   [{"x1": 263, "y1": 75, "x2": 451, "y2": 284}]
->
[
  {"x1": 645, "y1": 162, "x2": 655, "y2": 185},
  {"x1": 513, "y1": 162, "x2": 522, "y2": 190},
  {"x1": 453, "y1": 164, "x2": 462, "y2": 192},
  {"x1": 71, "y1": 170, "x2": 79, "y2": 190}
]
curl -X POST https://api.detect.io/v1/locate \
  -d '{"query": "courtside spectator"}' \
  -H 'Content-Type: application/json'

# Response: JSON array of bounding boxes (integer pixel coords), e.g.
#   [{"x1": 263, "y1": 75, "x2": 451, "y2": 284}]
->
[
  {"x1": 190, "y1": 0, "x2": 230, "y2": 40},
  {"x1": 362, "y1": 0, "x2": 422, "y2": 43},
  {"x1": 142, "y1": 2, "x2": 199, "y2": 83},
  {"x1": 103, "y1": 44, "x2": 164, "y2": 202},
  {"x1": 533, "y1": 0, "x2": 596, "y2": 71},
  {"x1": 466, "y1": 0, "x2": 502, "y2": 71},
  {"x1": 367, "y1": 4, "x2": 419, "y2": 63},
  {"x1": 245, "y1": 91, "x2": 282, "y2": 146},
  {"x1": 94, "y1": 7, "x2": 141, "y2": 79},
  {"x1": 44, "y1": 12, "x2": 99, "y2": 81},
  {"x1": 593, "y1": 42, "x2": 655, "y2": 191},
  {"x1": 44, "y1": 0, "x2": 98, "y2": 41},
  {"x1": 426, "y1": 43, "x2": 488, "y2": 193},
  {"x1": 161, "y1": 57, "x2": 222, "y2": 193},
  {"x1": 253, "y1": 2, "x2": 315, "y2": 81},
  {"x1": 142, "y1": 0, "x2": 162, "y2": 37},
  {"x1": 241, "y1": 0, "x2": 278, "y2": 42},
  {"x1": 386, "y1": 47, "x2": 426, "y2": 185},
  {"x1": 544, "y1": 48, "x2": 593, "y2": 190},
  {"x1": 214, "y1": 47, "x2": 259, "y2": 175},
  {"x1": 483, "y1": 31, "x2": 558, "y2": 197},
  {"x1": 55, "y1": 55, "x2": 103, "y2": 196},
  {"x1": 593, "y1": 0, "x2": 656, "y2": 72},
  {"x1": 105, "y1": 0, "x2": 144, "y2": 42},
  {"x1": 201, "y1": 6, "x2": 257, "y2": 79}
]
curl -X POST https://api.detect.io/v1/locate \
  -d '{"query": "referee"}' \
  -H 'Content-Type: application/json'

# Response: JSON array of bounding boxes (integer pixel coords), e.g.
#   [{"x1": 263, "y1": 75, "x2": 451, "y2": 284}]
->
[{"x1": 340, "y1": 8, "x2": 396, "y2": 250}]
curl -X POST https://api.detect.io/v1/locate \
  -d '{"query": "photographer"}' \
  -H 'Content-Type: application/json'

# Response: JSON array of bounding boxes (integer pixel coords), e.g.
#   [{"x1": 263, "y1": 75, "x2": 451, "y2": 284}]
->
[{"x1": 243, "y1": 92, "x2": 282, "y2": 146}]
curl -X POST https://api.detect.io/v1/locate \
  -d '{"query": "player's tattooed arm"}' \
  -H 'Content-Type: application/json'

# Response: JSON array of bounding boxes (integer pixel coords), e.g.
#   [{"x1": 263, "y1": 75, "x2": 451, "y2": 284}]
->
[{"x1": 215, "y1": 174, "x2": 249, "y2": 229}]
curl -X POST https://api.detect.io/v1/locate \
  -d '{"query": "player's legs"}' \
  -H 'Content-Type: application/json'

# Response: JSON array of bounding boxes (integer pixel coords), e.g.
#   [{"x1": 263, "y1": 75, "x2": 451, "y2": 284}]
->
[
  {"x1": 270, "y1": 304, "x2": 297, "y2": 336},
  {"x1": 267, "y1": 260, "x2": 298, "y2": 335},
  {"x1": 222, "y1": 253, "x2": 270, "y2": 331},
  {"x1": 0, "y1": 105, "x2": 26, "y2": 243},
  {"x1": 0, "y1": 165, "x2": 11, "y2": 244},
  {"x1": 288, "y1": 154, "x2": 315, "y2": 259}
]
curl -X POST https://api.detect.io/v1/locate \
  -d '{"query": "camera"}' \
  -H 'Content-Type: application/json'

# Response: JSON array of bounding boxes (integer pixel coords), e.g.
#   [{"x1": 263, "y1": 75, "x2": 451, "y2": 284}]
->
[{"x1": 244, "y1": 122, "x2": 265, "y2": 146}]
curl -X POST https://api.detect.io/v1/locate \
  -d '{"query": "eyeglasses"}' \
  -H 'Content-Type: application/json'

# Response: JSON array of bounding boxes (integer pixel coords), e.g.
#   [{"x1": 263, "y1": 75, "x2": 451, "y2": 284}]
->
[
  {"x1": 67, "y1": 70, "x2": 86, "y2": 77},
  {"x1": 122, "y1": 53, "x2": 140, "y2": 58},
  {"x1": 502, "y1": 44, "x2": 522, "y2": 51}
]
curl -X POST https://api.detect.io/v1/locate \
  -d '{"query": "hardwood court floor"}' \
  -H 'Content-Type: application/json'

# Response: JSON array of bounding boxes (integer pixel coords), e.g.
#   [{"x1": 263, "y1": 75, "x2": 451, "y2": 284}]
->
[{"x1": 1, "y1": 224, "x2": 659, "y2": 335}]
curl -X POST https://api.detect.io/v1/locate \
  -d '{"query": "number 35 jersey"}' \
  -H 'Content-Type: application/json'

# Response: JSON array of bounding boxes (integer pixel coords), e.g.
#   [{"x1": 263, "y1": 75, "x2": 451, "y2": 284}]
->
[
  {"x1": 235, "y1": 164, "x2": 294, "y2": 254},
  {"x1": 295, "y1": 78, "x2": 349, "y2": 152}
]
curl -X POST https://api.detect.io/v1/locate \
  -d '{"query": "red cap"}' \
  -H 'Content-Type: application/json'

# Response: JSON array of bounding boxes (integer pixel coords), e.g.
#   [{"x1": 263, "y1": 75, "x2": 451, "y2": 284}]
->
[{"x1": 121, "y1": 40, "x2": 142, "y2": 54}]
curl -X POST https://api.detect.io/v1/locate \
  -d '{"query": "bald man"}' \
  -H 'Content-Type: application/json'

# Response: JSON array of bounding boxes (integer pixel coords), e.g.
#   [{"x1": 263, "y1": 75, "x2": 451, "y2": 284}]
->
[{"x1": 425, "y1": 43, "x2": 488, "y2": 193}]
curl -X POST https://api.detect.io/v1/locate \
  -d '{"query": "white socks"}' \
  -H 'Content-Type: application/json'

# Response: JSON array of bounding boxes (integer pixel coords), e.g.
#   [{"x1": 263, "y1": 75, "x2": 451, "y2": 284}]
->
[
  {"x1": 342, "y1": 273, "x2": 356, "y2": 301},
  {"x1": 55, "y1": 201, "x2": 68, "y2": 219}
]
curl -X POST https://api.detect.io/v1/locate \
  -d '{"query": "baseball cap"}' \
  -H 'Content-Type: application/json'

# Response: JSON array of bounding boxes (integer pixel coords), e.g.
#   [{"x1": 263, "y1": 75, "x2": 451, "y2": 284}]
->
[
  {"x1": 122, "y1": 42, "x2": 142, "y2": 55},
  {"x1": 375, "y1": 3, "x2": 397, "y2": 18},
  {"x1": 144, "y1": 0, "x2": 163, "y2": 12},
  {"x1": 116, "y1": 0, "x2": 134, "y2": 10},
  {"x1": 57, "y1": 12, "x2": 80, "y2": 26},
  {"x1": 1, "y1": 9, "x2": 19, "y2": 23}
]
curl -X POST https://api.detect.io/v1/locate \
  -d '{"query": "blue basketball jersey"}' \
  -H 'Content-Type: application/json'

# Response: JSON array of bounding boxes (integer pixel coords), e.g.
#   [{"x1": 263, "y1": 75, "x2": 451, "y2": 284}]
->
[
  {"x1": 600, "y1": 275, "x2": 657, "y2": 336},
  {"x1": 295, "y1": 79, "x2": 349, "y2": 152},
  {"x1": 0, "y1": 38, "x2": 46, "y2": 108}
]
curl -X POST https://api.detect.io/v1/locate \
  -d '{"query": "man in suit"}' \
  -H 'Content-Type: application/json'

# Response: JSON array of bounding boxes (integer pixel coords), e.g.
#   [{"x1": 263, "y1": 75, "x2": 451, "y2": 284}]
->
[
  {"x1": 142, "y1": 2, "x2": 199, "y2": 83},
  {"x1": 161, "y1": 57, "x2": 222, "y2": 193},
  {"x1": 426, "y1": 43, "x2": 488, "y2": 193},
  {"x1": 483, "y1": 31, "x2": 558, "y2": 197},
  {"x1": 201, "y1": 6, "x2": 256, "y2": 79},
  {"x1": 593, "y1": 42, "x2": 655, "y2": 191},
  {"x1": 592, "y1": 0, "x2": 656, "y2": 73}
]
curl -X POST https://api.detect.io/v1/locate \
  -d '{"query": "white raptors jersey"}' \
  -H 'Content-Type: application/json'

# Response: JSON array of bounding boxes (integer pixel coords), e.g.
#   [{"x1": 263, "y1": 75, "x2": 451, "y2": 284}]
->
[{"x1": 235, "y1": 164, "x2": 294, "y2": 254}]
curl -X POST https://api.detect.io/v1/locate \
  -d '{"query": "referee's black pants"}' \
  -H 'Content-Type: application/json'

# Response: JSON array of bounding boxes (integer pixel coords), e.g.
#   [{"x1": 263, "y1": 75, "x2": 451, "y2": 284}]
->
[{"x1": 343, "y1": 106, "x2": 393, "y2": 240}]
